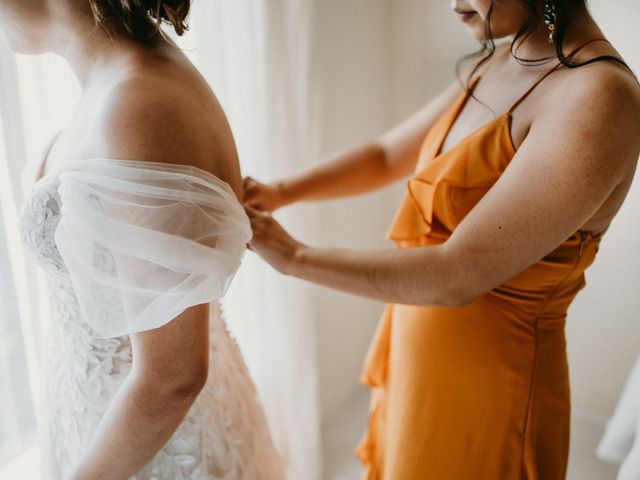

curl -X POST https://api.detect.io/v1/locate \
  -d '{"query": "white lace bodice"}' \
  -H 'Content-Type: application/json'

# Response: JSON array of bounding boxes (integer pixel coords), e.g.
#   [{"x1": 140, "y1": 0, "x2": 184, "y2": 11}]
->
[
  {"x1": 20, "y1": 175, "x2": 67, "y2": 276},
  {"x1": 18, "y1": 154, "x2": 284, "y2": 480}
]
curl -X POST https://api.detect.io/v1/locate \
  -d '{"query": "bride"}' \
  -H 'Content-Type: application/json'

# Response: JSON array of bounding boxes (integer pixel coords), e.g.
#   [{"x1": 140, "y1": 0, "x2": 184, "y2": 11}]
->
[{"x1": 5, "y1": 0, "x2": 284, "y2": 479}]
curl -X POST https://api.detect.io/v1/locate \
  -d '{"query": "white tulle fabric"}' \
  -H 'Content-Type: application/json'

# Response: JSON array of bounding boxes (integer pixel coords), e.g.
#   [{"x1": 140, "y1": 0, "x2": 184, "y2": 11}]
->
[
  {"x1": 19, "y1": 156, "x2": 284, "y2": 479},
  {"x1": 54, "y1": 158, "x2": 252, "y2": 338}
]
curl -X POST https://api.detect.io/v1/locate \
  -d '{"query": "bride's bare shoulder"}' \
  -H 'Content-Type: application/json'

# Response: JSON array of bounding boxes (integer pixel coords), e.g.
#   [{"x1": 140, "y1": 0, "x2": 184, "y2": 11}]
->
[{"x1": 86, "y1": 54, "x2": 240, "y2": 189}]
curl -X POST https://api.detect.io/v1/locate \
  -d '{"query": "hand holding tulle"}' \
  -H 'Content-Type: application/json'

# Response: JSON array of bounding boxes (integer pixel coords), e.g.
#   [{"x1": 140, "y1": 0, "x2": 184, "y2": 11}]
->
[
  {"x1": 244, "y1": 206, "x2": 305, "y2": 275},
  {"x1": 242, "y1": 176, "x2": 290, "y2": 212}
]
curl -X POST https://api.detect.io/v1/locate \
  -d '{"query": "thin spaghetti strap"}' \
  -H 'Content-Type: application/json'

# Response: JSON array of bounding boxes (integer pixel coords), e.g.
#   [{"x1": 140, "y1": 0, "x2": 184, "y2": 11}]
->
[
  {"x1": 507, "y1": 37, "x2": 610, "y2": 115},
  {"x1": 506, "y1": 65, "x2": 563, "y2": 115}
]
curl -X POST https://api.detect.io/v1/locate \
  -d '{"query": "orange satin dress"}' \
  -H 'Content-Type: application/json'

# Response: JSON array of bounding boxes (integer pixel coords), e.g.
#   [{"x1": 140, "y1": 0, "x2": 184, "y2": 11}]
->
[{"x1": 355, "y1": 67, "x2": 604, "y2": 479}]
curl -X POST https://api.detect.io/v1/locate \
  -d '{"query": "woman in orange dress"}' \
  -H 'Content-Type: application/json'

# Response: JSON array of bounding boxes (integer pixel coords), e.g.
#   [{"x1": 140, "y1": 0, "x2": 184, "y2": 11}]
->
[{"x1": 243, "y1": 1, "x2": 640, "y2": 478}]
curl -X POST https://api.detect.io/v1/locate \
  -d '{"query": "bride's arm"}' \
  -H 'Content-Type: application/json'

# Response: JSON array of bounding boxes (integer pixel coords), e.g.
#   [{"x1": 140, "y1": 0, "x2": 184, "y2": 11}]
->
[
  {"x1": 70, "y1": 306, "x2": 210, "y2": 480},
  {"x1": 68, "y1": 75, "x2": 233, "y2": 479}
]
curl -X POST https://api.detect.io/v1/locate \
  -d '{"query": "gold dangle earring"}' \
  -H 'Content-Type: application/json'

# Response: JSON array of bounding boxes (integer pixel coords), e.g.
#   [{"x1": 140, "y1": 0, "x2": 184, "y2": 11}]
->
[{"x1": 544, "y1": 0, "x2": 557, "y2": 44}]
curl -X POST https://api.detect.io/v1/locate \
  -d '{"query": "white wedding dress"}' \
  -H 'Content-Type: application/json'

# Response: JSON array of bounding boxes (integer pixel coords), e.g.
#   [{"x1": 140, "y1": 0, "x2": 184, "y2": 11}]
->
[{"x1": 18, "y1": 139, "x2": 285, "y2": 480}]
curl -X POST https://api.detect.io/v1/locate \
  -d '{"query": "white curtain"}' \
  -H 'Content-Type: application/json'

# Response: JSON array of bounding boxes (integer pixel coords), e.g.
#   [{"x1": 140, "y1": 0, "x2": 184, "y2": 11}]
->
[
  {"x1": 0, "y1": 42, "x2": 48, "y2": 465},
  {"x1": 0, "y1": 1, "x2": 323, "y2": 478}
]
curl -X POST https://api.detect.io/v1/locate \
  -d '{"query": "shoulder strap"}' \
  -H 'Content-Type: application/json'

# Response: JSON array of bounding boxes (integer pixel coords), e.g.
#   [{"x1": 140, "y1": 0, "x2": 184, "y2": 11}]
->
[{"x1": 507, "y1": 38, "x2": 609, "y2": 115}]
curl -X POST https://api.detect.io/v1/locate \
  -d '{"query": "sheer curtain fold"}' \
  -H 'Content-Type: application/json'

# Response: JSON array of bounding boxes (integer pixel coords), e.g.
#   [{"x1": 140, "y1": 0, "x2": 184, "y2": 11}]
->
[{"x1": 0, "y1": 42, "x2": 41, "y2": 463}]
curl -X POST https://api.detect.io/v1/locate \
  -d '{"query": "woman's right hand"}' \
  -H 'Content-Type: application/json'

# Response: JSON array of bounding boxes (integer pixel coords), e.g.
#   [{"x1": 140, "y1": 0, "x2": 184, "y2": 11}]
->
[{"x1": 243, "y1": 176, "x2": 291, "y2": 212}]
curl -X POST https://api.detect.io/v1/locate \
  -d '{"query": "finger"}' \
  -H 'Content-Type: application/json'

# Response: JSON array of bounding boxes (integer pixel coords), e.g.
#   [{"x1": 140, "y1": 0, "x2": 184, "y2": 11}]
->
[
  {"x1": 242, "y1": 194, "x2": 258, "y2": 206},
  {"x1": 242, "y1": 176, "x2": 255, "y2": 187},
  {"x1": 245, "y1": 205, "x2": 269, "y2": 218},
  {"x1": 244, "y1": 205, "x2": 259, "y2": 218},
  {"x1": 243, "y1": 188, "x2": 259, "y2": 203}
]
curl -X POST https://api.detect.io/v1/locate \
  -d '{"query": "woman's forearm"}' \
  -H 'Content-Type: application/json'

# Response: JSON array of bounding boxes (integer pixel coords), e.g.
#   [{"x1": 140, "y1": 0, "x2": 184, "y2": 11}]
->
[
  {"x1": 279, "y1": 142, "x2": 407, "y2": 204},
  {"x1": 288, "y1": 244, "x2": 467, "y2": 307},
  {"x1": 245, "y1": 206, "x2": 474, "y2": 307},
  {"x1": 70, "y1": 370, "x2": 203, "y2": 480}
]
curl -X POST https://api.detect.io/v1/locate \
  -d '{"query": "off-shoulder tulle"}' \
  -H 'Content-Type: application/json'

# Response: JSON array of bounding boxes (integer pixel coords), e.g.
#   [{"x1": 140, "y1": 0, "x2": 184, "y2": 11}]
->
[{"x1": 52, "y1": 158, "x2": 252, "y2": 338}]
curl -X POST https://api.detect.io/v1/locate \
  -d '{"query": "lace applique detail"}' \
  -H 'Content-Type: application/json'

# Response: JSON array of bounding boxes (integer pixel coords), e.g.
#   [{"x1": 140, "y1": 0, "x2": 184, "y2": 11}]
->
[{"x1": 19, "y1": 175, "x2": 68, "y2": 276}]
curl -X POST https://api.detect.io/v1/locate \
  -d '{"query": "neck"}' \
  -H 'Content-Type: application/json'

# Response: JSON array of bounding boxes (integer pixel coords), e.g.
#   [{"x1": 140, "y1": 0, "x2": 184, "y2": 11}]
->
[
  {"x1": 59, "y1": 27, "x2": 115, "y2": 87},
  {"x1": 46, "y1": 5, "x2": 160, "y2": 88}
]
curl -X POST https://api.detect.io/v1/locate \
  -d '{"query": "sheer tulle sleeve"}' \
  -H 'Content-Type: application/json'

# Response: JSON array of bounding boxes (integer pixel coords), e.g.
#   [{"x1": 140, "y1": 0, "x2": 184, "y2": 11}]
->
[{"x1": 53, "y1": 158, "x2": 252, "y2": 338}]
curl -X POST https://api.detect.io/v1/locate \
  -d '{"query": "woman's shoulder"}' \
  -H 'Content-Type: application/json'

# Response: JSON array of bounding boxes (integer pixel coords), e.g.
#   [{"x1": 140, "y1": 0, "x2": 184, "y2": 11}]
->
[
  {"x1": 534, "y1": 56, "x2": 640, "y2": 179},
  {"x1": 551, "y1": 56, "x2": 640, "y2": 133},
  {"x1": 96, "y1": 72, "x2": 206, "y2": 156},
  {"x1": 85, "y1": 50, "x2": 242, "y2": 195},
  {"x1": 552, "y1": 38, "x2": 639, "y2": 105}
]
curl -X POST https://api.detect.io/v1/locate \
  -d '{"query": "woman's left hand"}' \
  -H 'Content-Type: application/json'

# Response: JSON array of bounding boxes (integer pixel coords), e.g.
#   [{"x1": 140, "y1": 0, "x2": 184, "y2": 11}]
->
[{"x1": 245, "y1": 206, "x2": 306, "y2": 275}]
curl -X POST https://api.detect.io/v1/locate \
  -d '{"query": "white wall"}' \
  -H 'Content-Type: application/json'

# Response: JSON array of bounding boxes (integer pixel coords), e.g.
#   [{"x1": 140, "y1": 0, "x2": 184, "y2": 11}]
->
[
  {"x1": 389, "y1": 0, "x2": 478, "y2": 123},
  {"x1": 311, "y1": 0, "x2": 396, "y2": 425}
]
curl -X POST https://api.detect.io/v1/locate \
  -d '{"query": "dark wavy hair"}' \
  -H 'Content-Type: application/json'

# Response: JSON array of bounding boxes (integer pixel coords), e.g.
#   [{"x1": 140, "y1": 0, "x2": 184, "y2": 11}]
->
[
  {"x1": 88, "y1": 0, "x2": 191, "y2": 41},
  {"x1": 458, "y1": 0, "x2": 634, "y2": 89}
]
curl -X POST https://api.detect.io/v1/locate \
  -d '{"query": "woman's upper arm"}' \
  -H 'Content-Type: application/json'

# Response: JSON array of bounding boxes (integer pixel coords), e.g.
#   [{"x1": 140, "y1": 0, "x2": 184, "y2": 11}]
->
[
  {"x1": 377, "y1": 78, "x2": 465, "y2": 177},
  {"x1": 130, "y1": 304, "x2": 210, "y2": 392},
  {"x1": 86, "y1": 77, "x2": 225, "y2": 388},
  {"x1": 443, "y1": 69, "x2": 640, "y2": 304}
]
